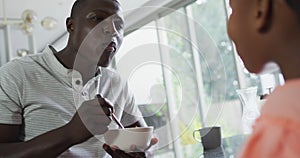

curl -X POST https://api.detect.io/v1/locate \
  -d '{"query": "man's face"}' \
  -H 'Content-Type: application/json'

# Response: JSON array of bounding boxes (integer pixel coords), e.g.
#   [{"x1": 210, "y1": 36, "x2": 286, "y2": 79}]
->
[{"x1": 70, "y1": 0, "x2": 124, "y2": 67}]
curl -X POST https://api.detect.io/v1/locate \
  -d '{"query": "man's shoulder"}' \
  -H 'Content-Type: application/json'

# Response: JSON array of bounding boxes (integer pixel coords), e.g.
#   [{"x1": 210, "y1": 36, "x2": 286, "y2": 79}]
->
[
  {"x1": 0, "y1": 59, "x2": 27, "y2": 82},
  {"x1": 0, "y1": 58, "x2": 27, "y2": 73},
  {"x1": 102, "y1": 67, "x2": 117, "y2": 73},
  {"x1": 102, "y1": 68, "x2": 120, "y2": 79},
  {"x1": 1, "y1": 53, "x2": 44, "y2": 70},
  {"x1": 102, "y1": 68, "x2": 127, "y2": 86},
  {"x1": 0, "y1": 49, "x2": 50, "y2": 80}
]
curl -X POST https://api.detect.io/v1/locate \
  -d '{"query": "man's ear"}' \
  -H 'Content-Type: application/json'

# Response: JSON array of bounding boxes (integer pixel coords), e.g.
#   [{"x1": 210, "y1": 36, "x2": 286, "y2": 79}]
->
[
  {"x1": 255, "y1": 0, "x2": 273, "y2": 33},
  {"x1": 66, "y1": 17, "x2": 74, "y2": 32}
]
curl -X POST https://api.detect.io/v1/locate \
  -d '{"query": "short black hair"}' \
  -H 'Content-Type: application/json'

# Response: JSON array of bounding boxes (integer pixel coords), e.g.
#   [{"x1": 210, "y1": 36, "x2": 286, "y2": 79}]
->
[{"x1": 70, "y1": 0, "x2": 120, "y2": 17}]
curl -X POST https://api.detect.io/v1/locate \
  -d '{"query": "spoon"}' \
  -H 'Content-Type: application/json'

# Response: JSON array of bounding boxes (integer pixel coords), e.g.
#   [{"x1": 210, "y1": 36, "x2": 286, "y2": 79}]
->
[
  {"x1": 95, "y1": 67, "x2": 124, "y2": 129},
  {"x1": 104, "y1": 98, "x2": 124, "y2": 129},
  {"x1": 111, "y1": 112, "x2": 125, "y2": 129}
]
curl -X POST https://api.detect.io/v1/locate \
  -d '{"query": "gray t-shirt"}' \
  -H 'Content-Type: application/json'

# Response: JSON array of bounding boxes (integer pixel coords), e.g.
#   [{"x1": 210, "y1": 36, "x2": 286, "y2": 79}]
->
[{"x1": 0, "y1": 45, "x2": 143, "y2": 157}]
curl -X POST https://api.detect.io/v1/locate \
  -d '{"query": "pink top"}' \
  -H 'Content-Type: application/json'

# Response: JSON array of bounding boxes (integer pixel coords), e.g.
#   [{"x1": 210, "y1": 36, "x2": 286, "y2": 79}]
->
[{"x1": 239, "y1": 79, "x2": 300, "y2": 158}]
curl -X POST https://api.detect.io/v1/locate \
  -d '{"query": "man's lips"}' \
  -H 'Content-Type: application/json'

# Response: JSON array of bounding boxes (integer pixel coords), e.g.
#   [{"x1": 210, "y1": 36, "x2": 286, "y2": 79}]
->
[{"x1": 104, "y1": 42, "x2": 116, "y2": 53}]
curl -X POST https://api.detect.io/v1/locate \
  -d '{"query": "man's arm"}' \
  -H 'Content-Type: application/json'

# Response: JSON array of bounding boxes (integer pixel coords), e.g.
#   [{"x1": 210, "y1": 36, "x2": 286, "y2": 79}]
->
[
  {"x1": 0, "y1": 116, "x2": 91, "y2": 158},
  {"x1": 0, "y1": 96, "x2": 112, "y2": 158}
]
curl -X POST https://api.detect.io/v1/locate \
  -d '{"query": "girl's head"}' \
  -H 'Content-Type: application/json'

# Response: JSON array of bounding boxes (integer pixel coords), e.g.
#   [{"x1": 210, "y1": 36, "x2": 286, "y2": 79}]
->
[{"x1": 227, "y1": 0, "x2": 300, "y2": 75}]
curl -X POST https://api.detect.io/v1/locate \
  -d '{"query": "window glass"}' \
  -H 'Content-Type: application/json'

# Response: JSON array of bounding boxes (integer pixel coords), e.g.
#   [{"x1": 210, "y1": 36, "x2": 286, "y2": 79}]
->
[
  {"x1": 116, "y1": 0, "x2": 284, "y2": 157},
  {"x1": 116, "y1": 22, "x2": 176, "y2": 156},
  {"x1": 188, "y1": 0, "x2": 246, "y2": 140},
  {"x1": 156, "y1": 8, "x2": 203, "y2": 157}
]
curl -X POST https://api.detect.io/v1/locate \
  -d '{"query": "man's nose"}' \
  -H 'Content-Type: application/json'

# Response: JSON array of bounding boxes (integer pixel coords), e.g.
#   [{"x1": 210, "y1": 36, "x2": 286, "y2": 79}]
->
[{"x1": 103, "y1": 19, "x2": 117, "y2": 36}]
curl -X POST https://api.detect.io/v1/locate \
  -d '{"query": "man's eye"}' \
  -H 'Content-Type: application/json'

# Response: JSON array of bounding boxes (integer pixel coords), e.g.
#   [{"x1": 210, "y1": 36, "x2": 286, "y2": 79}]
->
[
  {"x1": 114, "y1": 19, "x2": 124, "y2": 30},
  {"x1": 86, "y1": 12, "x2": 105, "y2": 22},
  {"x1": 90, "y1": 16, "x2": 104, "y2": 22},
  {"x1": 115, "y1": 23, "x2": 124, "y2": 30}
]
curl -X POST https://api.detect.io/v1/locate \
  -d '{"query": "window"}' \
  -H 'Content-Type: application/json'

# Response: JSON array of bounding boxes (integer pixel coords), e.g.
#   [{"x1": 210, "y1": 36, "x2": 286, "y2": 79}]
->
[{"x1": 116, "y1": 0, "x2": 283, "y2": 157}]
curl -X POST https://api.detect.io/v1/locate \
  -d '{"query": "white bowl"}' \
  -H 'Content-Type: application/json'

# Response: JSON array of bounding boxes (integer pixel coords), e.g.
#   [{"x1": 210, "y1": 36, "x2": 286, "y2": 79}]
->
[{"x1": 104, "y1": 126, "x2": 153, "y2": 151}]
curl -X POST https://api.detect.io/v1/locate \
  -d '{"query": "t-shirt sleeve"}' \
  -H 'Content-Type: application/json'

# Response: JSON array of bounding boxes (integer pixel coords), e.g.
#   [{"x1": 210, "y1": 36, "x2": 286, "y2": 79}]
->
[
  {"x1": 238, "y1": 116, "x2": 300, "y2": 158},
  {"x1": 120, "y1": 82, "x2": 145, "y2": 127},
  {"x1": 0, "y1": 62, "x2": 23, "y2": 125}
]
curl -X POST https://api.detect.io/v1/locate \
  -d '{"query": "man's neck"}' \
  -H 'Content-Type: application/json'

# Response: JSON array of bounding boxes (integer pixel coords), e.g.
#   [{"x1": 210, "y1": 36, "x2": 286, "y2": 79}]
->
[{"x1": 55, "y1": 47, "x2": 98, "y2": 84}]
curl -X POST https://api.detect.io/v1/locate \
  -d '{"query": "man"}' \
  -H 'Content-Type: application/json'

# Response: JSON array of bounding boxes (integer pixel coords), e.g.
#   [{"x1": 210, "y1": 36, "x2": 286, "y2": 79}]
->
[
  {"x1": 0, "y1": 0, "x2": 156, "y2": 157},
  {"x1": 227, "y1": 0, "x2": 300, "y2": 157}
]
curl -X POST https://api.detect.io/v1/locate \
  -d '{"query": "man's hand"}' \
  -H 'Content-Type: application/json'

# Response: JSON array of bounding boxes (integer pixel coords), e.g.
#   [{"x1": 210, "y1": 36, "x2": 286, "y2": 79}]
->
[
  {"x1": 67, "y1": 95, "x2": 113, "y2": 143},
  {"x1": 103, "y1": 137, "x2": 158, "y2": 158}
]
